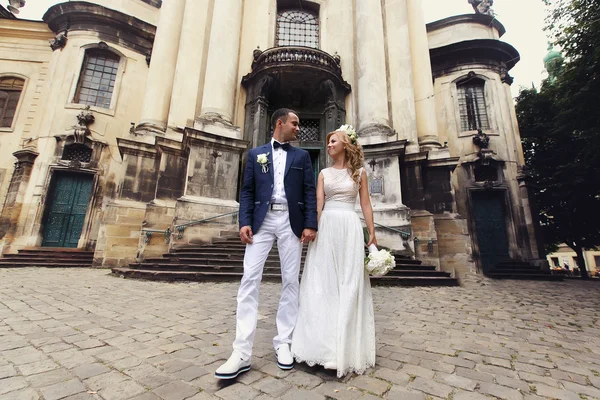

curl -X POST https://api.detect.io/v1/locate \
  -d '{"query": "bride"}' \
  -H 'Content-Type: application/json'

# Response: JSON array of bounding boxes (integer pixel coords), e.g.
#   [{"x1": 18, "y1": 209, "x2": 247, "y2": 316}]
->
[{"x1": 291, "y1": 125, "x2": 377, "y2": 377}]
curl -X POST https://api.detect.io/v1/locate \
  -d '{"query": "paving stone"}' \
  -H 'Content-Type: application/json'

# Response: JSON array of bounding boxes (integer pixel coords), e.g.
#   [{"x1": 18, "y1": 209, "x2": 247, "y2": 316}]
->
[
  {"x1": 214, "y1": 383, "x2": 261, "y2": 400},
  {"x1": 0, "y1": 364, "x2": 18, "y2": 379},
  {"x1": 252, "y1": 376, "x2": 293, "y2": 397},
  {"x1": 27, "y1": 368, "x2": 73, "y2": 388},
  {"x1": 136, "y1": 373, "x2": 174, "y2": 390},
  {"x1": 385, "y1": 386, "x2": 427, "y2": 400},
  {"x1": 433, "y1": 371, "x2": 477, "y2": 391},
  {"x1": 129, "y1": 393, "x2": 162, "y2": 400},
  {"x1": 452, "y1": 391, "x2": 491, "y2": 400},
  {"x1": 534, "y1": 383, "x2": 582, "y2": 400},
  {"x1": 39, "y1": 378, "x2": 86, "y2": 400},
  {"x1": 153, "y1": 380, "x2": 200, "y2": 400},
  {"x1": 17, "y1": 359, "x2": 60, "y2": 376},
  {"x1": 407, "y1": 376, "x2": 453, "y2": 398},
  {"x1": 84, "y1": 371, "x2": 129, "y2": 390},
  {"x1": 283, "y1": 370, "x2": 323, "y2": 389},
  {"x1": 0, "y1": 376, "x2": 28, "y2": 395},
  {"x1": 313, "y1": 381, "x2": 364, "y2": 400},
  {"x1": 0, "y1": 387, "x2": 41, "y2": 400},
  {"x1": 478, "y1": 382, "x2": 524, "y2": 400},
  {"x1": 99, "y1": 380, "x2": 147, "y2": 400},
  {"x1": 399, "y1": 364, "x2": 435, "y2": 379},
  {"x1": 279, "y1": 387, "x2": 325, "y2": 400},
  {"x1": 172, "y1": 365, "x2": 209, "y2": 381},
  {"x1": 373, "y1": 367, "x2": 410, "y2": 386},
  {"x1": 71, "y1": 363, "x2": 111, "y2": 380}
]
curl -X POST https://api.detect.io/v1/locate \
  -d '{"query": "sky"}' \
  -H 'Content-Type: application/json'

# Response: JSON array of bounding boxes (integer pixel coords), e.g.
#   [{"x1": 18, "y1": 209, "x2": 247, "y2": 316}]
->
[{"x1": 13, "y1": 0, "x2": 551, "y2": 98}]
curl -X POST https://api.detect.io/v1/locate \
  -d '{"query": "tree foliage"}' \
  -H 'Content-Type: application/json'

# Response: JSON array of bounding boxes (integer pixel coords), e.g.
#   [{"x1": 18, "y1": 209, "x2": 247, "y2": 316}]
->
[{"x1": 515, "y1": 0, "x2": 600, "y2": 278}]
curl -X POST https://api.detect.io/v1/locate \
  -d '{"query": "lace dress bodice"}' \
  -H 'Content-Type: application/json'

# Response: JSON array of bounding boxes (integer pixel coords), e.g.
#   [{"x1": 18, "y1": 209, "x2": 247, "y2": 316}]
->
[{"x1": 322, "y1": 167, "x2": 362, "y2": 204}]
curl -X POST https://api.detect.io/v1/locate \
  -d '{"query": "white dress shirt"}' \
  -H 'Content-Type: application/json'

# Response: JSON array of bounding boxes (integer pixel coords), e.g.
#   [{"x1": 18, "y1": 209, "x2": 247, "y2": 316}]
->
[{"x1": 271, "y1": 138, "x2": 288, "y2": 205}]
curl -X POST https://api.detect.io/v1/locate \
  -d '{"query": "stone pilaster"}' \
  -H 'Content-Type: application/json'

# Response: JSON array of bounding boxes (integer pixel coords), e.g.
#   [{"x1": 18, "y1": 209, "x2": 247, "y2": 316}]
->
[
  {"x1": 407, "y1": 0, "x2": 441, "y2": 149},
  {"x1": 167, "y1": 0, "x2": 211, "y2": 130},
  {"x1": 355, "y1": 0, "x2": 394, "y2": 143},
  {"x1": 199, "y1": 0, "x2": 243, "y2": 124},
  {"x1": 138, "y1": 0, "x2": 186, "y2": 133}
]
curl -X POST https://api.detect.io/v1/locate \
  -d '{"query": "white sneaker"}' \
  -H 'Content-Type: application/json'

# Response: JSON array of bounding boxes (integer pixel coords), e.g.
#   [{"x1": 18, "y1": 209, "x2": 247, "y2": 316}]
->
[
  {"x1": 215, "y1": 352, "x2": 251, "y2": 379},
  {"x1": 276, "y1": 344, "x2": 294, "y2": 370}
]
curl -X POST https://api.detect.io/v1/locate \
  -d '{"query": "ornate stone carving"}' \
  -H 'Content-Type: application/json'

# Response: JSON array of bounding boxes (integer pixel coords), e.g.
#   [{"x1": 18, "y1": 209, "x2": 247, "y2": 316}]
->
[
  {"x1": 73, "y1": 106, "x2": 95, "y2": 144},
  {"x1": 472, "y1": 129, "x2": 490, "y2": 149},
  {"x1": 359, "y1": 123, "x2": 396, "y2": 138},
  {"x1": 49, "y1": 30, "x2": 68, "y2": 51},
  {"x1": 468, "y1": 0, "x2": 494, "y2": 16}
]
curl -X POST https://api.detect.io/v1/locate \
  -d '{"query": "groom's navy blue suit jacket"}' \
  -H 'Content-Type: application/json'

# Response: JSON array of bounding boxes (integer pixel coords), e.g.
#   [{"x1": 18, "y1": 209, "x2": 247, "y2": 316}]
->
[{"x1": 239, "y1": 143, "x2": 318, "y2": 238}]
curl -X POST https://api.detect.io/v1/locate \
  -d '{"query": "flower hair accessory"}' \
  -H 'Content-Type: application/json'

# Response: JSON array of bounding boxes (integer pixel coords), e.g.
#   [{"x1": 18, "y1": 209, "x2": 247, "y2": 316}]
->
[{"x1": 337, "y1": 124, "x2": 358, "y2": 145}]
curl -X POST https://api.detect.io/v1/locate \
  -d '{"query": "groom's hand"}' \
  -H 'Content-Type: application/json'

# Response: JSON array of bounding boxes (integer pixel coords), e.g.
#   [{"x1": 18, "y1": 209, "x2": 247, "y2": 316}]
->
[
  {"x1": 300, "y1": 228, "x2": 316, "y2": 244},
  {"x1": 240, "y1": 226, "x2": 253, "y2": 244}
]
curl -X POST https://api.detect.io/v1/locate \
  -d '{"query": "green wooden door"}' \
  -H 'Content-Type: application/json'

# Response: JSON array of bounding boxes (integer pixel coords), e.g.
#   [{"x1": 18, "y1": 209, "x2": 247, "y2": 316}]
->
[
  {"x1": 42, "y1": 173, "x2": 93, "y2": 248},
  {"x1": 472, "y1": 191, "x2": 510, "y2": 275}
]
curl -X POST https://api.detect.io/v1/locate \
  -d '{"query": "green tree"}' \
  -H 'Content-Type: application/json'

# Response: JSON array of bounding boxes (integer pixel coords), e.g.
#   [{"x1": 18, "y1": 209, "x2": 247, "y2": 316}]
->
[{"x1": 515, "y1": 0, "x2": 600, "y2": 278}]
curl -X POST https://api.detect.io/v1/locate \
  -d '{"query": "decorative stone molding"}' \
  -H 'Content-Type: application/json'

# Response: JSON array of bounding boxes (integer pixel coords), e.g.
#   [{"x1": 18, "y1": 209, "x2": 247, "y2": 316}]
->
[
  {"x1": 49, "y1": 30, "x2": 67, "y2": 51},
  {"x1": 472, "y1": 129, "x2": 490, "y2": 149},
  {"x1": 73, "y1": 106, "x2": 95, "y2": 144},
  {"x1": 358, "y1": 123, "x2": 396, "y2": 138}
]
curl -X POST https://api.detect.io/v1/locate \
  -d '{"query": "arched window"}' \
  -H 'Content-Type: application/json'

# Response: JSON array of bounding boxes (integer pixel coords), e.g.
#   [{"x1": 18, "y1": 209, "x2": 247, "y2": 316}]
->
[
  {"x1": 74, "y1": 49, "x2": 120, "y2": 109},
  {"x1": 0, "y1": 77, "x2": 24, "y2": 128},
  {"x1": 457, "y1": 78, "x2": 490, "y2": 132},
  {"x1": 276, "y1": 9, "x2": 319, "y2": 48}
]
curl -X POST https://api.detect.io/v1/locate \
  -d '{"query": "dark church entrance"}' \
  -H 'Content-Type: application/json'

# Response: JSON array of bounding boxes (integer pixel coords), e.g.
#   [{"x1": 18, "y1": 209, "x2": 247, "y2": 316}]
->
[
  {"x1": 42, "y1": 172, "x2": 93, "y2": 248},
  {"x1": 471, "y1": 190, "x2": 510, "y2": 274}
]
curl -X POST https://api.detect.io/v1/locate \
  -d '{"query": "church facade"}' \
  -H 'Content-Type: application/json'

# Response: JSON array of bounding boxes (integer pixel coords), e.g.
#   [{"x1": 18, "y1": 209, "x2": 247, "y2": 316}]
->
[{"x1": 0, "y1": 0, "x2": 544, "y2": 278}]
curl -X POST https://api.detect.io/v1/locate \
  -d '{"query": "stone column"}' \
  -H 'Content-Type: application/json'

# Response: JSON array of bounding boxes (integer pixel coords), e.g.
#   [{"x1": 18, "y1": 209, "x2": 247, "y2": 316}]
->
[
  {"x1": 199, "y1": 0, "x2": 243, "y2": 123},
  {"x1": 406, "y1": 0, "x2": 441, "y2": 149},
  {"x1": 138, "y1": 0, "x2": 186, "y2": 133},
  {"x1": 384, "y1": 0, "x2": 419, "y2": 153},
  {"x1": 355, "y1": 0, "x2": 394, "y2": 140},
  {"x1": 167, "y1": 0, "x2": 211, "y2": 130}
]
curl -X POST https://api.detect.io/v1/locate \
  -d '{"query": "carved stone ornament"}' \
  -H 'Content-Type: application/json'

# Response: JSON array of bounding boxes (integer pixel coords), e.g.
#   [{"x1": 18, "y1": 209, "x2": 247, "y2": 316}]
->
[
  {"x1": 49, "y1": 30, "x2": 68, "y2": 51},
  {"x1": 472, "y1": 129, "x2": 490, "y2": 149},
  {"x1": 72, "y1": 106, "x2": 95, "y2": 144},
  {"x1": 468, "y1": 0, "x2": 494, "y2": 16}
]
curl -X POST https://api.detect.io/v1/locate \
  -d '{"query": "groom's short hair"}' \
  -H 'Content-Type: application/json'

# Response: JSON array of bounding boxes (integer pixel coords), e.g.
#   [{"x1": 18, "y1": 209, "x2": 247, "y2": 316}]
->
[{"x1": 271, "y1": 108, "x2": 298, "y2": 130}]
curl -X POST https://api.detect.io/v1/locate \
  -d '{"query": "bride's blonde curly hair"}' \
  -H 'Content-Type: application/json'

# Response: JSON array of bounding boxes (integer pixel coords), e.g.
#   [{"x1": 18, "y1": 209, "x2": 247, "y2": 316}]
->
[{"x1": 326, "y1": 129, "x2": 364, "y2": 185}]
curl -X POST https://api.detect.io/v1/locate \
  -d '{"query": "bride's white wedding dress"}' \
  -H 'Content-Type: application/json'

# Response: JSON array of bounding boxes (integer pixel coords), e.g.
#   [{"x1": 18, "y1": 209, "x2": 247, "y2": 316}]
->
[{"x1": 291, "y1": 167, "x2": 376, "y2": 378}]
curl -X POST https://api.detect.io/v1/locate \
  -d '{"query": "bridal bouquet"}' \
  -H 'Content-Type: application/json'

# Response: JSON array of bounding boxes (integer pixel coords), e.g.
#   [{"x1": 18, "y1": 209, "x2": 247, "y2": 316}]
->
[{"x1": 365, "y1": 244, "x2": 395, "y2": 277}]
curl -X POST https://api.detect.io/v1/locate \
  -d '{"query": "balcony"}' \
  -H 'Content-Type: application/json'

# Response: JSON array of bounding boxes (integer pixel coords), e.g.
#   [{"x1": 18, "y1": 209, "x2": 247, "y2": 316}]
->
[{"x1": 242, "y1": 46, "x2": 349, "y2": 91}]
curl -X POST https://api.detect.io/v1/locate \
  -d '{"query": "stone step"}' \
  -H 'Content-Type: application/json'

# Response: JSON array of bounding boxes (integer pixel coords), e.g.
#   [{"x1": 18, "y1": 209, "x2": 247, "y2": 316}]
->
[
  {"x1": 0, "y1": 261, "x2": 92, "y2": 268},
  {"x1": 139, "y1": 257, "x2": 437, "y2": 271},
  {"x1": 0, "y1": 247, "x2": 93, "y2": 268},
  {"x1": 127, "y1": 263, "x2": 449, "y2": 276},
  {"x1": 112, "y1": 267, "x2": 458, "y2": 286},
  {"x1": 487, "y1": 272, "x2": 563, "y2": 281}
]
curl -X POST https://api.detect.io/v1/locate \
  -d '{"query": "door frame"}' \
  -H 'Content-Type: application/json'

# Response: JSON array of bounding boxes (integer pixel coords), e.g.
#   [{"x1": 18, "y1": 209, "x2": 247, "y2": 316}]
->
[
  {"x1": 37, "y1": 167, "x2": 98, "y2": 249},
  {"x1": 466, "y1": 187, "x2": 518, "y2": 273}
]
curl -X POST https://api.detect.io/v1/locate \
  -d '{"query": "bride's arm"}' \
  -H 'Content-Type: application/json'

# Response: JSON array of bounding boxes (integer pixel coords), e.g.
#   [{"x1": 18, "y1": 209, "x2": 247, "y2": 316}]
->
[
  {"x1": 316, "y1": 172, "x2": 325, "y2": 223},
  {"x1": 359, "y1": 170, "x2": 377, "y2": 247}
]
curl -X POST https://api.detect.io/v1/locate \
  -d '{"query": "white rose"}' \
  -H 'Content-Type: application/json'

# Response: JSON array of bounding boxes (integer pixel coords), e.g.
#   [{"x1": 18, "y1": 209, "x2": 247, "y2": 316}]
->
[{"x1": 257, "y1": 154, "x2": 268, "y2": 164}]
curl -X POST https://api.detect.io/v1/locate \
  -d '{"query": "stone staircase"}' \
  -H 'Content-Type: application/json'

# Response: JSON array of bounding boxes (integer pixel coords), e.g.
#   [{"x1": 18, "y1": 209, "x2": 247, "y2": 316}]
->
[
  {"x1": 0, "y1": 248, "x2": 94, "y2": 268},
  {"x1": 112, "y1": 236, "x2": 459, "y2": 286},
  {"x1": 486, "y1": 260, "x2": 563, "y2": 281}
]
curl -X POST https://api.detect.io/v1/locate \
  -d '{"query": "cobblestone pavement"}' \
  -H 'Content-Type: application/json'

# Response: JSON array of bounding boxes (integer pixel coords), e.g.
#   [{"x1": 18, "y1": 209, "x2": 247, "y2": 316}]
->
[{"x1": 1, "y1": 268, "x2": 600, "y2": 400}]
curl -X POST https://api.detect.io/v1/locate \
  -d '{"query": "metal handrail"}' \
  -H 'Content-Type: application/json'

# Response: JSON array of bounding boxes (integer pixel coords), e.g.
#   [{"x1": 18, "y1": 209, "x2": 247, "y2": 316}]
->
[
  {"x1": 140, "y1": 211, "x2": 239, "y2": 244},
  {"x1": 174, "y1": 211, "x2": 239, "y2": 240},
  {"x1": 360, "y1": 218, "x2": 411, "y2": 240}
]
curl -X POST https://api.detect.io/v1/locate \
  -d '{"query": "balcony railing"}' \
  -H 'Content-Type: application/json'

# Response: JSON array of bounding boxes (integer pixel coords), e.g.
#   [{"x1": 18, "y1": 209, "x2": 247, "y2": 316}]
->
[{"x1": 250, "y1": 46, "x2": 342, "y2": 76}]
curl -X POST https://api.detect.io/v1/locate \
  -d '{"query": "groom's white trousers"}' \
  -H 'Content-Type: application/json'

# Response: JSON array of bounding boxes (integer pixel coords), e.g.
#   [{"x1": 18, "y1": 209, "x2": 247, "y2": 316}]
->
[{"x1": 233, "y1": 209, "x2": 303, "y2": 360}]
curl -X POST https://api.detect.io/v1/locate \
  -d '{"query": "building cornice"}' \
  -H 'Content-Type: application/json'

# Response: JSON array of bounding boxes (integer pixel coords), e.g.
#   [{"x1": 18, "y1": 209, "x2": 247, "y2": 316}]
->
[
  {"x1": 427, "y1": 14, "x2": 506, "y2": 38},
  {"x1": 43, "y1": 1, "x2": 156, "y2": 55},
  {"x1": 430, "y1": 39, "x2": 520, "y2": 79},
  {"x1": 0, "y1": 19, "x2": 54, "y2": 40}
]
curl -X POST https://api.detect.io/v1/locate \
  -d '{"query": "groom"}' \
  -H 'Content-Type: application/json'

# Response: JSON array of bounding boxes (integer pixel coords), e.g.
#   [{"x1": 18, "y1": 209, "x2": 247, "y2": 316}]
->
[{"x1": 215, "y1": 108, "x2": 318, "y2": 379}]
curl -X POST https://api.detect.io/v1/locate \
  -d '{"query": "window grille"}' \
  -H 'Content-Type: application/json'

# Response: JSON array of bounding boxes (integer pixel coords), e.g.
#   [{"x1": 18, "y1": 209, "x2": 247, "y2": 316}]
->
[
  {"x1": 74, "y1": 49, "x2": 119, "y2": 109},
  {"x1": 0, "y1": 77, "x2": 24, "y2": 128},
  {"x1": 62, "y1": 144, "x2": 92, "y2": 163},
  {"x1": 276, "y1": 10, "x2": 319, "y2": 49},
  {"x1": 457, "y1": 79, "x2": 490, "y2": 132},
  {"x1": 270, "y1": 118, "x2": 320, "y2": 142}
]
